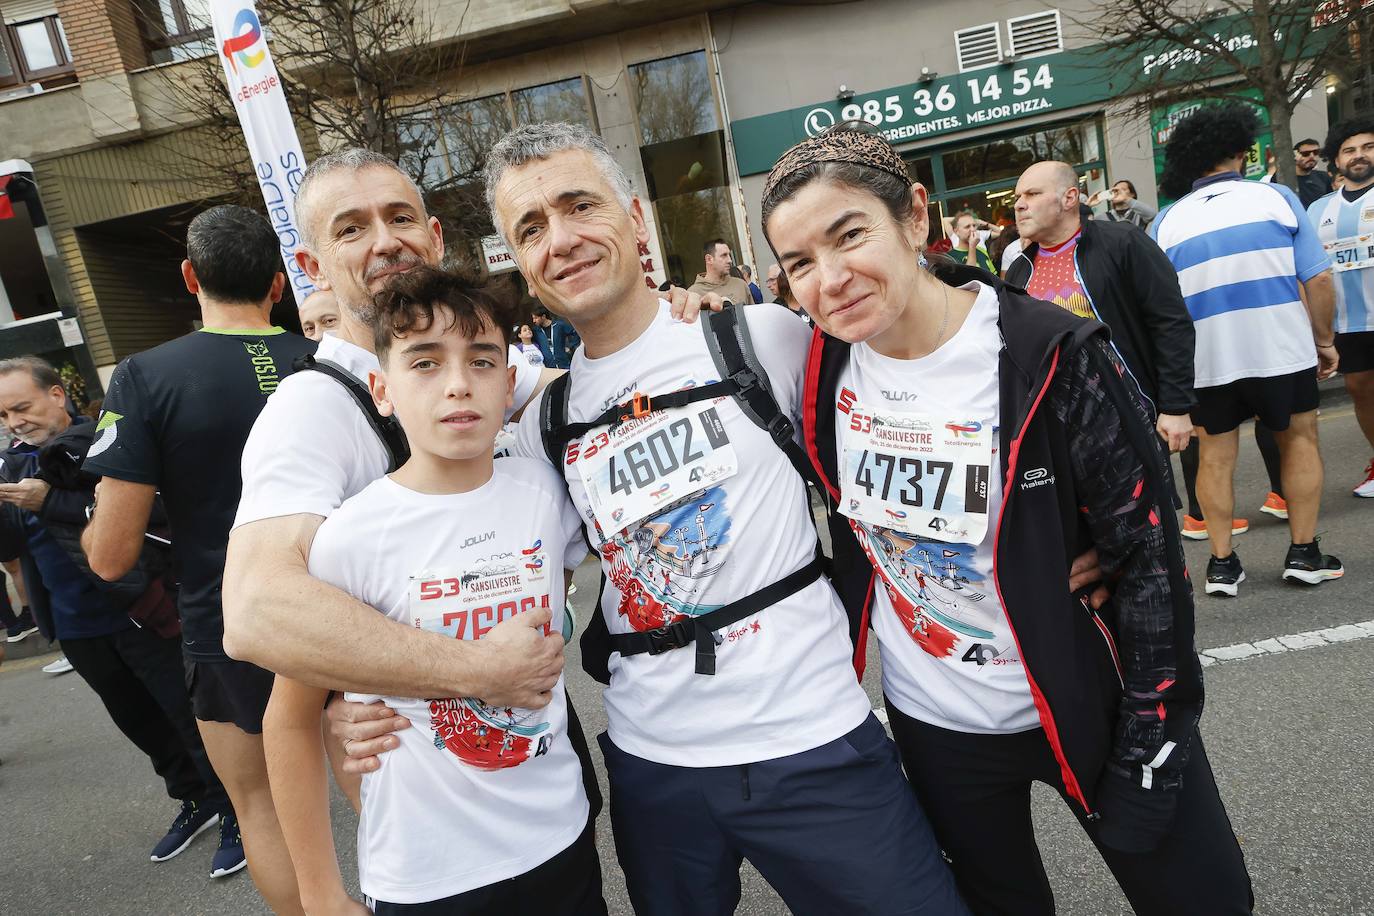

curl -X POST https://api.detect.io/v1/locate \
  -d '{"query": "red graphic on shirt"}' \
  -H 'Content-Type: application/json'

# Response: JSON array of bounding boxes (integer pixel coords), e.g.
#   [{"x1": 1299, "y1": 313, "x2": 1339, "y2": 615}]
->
[
  {"x1": 428, "y1": 698, "x2": 545, "y2": 771},
  {"x1": 850, "y1": 521, "x2": 959, "y2": 658}
]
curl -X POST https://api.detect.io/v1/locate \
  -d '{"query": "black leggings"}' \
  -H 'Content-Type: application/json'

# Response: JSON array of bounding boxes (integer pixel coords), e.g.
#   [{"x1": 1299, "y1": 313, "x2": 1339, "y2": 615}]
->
[
  {"x1": 1179, "y1": 424, "x2": 1283, "y2": 518},
  {"x1": 886, "y1": 702, "x2": 1253, "y2": 916}
]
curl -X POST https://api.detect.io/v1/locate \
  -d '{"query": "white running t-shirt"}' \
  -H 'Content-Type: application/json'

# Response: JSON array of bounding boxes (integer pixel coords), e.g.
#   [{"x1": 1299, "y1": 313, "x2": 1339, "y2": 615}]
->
[
  {"x1": 514, "y1": 300, "x2": 872, "y2": 766},
  {"x1": 307, "y1": 461, "x2": 590, "y2": 904},
  {"x1": 834, "y1": 282, "x2": 1038, "y2": 734},
  {"x1": 233, "y1": 334, "x2": 541, "y2": 527}
]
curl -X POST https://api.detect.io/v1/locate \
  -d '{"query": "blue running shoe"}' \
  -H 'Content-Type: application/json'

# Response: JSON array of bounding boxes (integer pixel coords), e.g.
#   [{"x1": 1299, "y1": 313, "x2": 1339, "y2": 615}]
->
[
  {"x1": 151, "y1": 800, "x2": 219, "y2": 862},
  {"x1": 211, "y1": 814, "x2": 248, "y2": 878}
]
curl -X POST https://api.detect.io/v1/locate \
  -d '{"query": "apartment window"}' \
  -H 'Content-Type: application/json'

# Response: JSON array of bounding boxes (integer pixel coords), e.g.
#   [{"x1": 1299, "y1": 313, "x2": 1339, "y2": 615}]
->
[
  {"x1": 511, "y1": 77, "x2": 593, "y2": 128},
  {"x1": 955, "y1": 22, "x2": 1002, "y2": 72},
  {"x1": 136, "y1": 0, "x2": 212, "y2": 64},
  {"x1": 1007, "y1": 10, "x2": 1063, "y2": 58},
  {"x1": 0, "y1": 14, "x2": 74, "y2": 86},
  {"x1": 629, "y1": 51, "x2": 720, "y2": 145}
]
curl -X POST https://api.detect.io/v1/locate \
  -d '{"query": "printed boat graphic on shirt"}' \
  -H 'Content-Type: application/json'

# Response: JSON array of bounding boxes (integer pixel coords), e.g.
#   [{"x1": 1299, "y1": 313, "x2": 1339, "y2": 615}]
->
[
  {"x1": 598, "y1": 487, "x2": 732, "y2": 632},
  {"x1": 428, "y1": 697, "x2": 550, "y2": 771},
  {"x1": 853, "y1": 522, "x2": 997, "y2": 658}
]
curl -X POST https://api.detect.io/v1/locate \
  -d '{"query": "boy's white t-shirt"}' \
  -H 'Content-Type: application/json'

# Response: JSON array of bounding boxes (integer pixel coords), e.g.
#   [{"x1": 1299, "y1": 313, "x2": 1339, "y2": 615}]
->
[
  {"x1": 307, "y1": 460, "x2": 590, "y2": 904},
  {"x1": 234, "y1": 335, "x2": 541, "y2": 527},
  {"x1": 834, "y1": 283, "x2": 1038, "y2": 734},
  {"x1": 514, "y1": 300, "x2": 871, "y2": 767}
]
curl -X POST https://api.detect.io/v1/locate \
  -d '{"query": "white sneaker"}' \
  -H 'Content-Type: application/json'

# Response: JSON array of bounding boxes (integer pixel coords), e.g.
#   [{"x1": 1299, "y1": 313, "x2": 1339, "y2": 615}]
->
[
  {"x1": 42, "y1": 655, "x2": 74, "y2": 675},
  {"x1": 1354, "y1": 460, "x2": 1374, "y2": 498}
]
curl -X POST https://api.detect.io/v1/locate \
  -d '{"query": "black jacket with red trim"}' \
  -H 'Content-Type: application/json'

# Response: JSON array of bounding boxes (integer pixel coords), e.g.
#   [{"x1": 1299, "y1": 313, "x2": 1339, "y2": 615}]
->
[
  {"x1": 1003, "y1": 217, "x2": 1196, "y2": 415},
  {"x1": 803, "y1": 266, "x2": 1203, "y2": 814}
]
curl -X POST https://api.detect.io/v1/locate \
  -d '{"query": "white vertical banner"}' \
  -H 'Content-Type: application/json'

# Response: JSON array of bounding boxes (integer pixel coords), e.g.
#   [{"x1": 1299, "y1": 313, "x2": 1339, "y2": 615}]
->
[{"x1": 210, "y1": 0, "x2": 315, "y2": 306}]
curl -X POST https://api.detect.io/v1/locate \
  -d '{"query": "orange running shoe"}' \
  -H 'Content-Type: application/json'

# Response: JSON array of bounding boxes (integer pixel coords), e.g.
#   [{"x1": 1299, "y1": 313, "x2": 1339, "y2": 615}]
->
[
  {"x1": 1260, "y1": 491, "x2": 1289, "y2": 519},
  {"x1": 1181, "y1": 515, "x2": 1248, "y2": 540}
]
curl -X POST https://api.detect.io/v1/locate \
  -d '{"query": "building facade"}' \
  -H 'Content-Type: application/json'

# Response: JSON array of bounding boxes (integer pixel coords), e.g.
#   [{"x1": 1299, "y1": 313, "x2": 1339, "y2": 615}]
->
[{"x1": 0, "y1": 0, "x2": 1337, "y2": 394}]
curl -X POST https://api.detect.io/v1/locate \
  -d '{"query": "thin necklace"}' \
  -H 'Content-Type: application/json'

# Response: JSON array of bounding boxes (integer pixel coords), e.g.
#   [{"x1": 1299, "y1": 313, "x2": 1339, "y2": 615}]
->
[{"x1": 931, "y1": 283, "x2": 950, "y2": 350}]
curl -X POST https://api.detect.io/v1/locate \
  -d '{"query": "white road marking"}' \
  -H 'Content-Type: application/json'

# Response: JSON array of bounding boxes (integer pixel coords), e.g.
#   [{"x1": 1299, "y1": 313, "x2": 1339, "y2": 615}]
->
[{"x1": 1196, "y1": 620, "x2": 1374, "y2": 668}]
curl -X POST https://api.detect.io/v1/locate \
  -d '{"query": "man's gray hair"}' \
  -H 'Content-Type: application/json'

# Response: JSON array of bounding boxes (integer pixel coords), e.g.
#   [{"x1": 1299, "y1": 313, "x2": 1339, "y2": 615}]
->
[
  {"x1": 0, "y1": 355, "x2": 63, "y2": 392},
  {"x1": 482, "y1": 122, "x2": 635, "y2": 240},
  {"x1": 294, "y1": 148, "x2": 426, "y2": 250}
]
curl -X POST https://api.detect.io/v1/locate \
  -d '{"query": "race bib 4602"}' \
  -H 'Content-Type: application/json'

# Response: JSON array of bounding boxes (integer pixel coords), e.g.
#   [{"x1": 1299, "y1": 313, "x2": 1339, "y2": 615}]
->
[
  {"x1": 574, "y1": 397, "x2": 738, "y2": 540},
  {"x1": 839, "y1": 404, "x2": 992, "y2": 544}
]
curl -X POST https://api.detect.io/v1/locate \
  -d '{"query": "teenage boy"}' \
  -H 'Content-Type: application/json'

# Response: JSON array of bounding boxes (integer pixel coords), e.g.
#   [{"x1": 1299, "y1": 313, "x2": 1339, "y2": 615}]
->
[{"x1": 264, "y1": 265, "x2": 604, "y2": 915}]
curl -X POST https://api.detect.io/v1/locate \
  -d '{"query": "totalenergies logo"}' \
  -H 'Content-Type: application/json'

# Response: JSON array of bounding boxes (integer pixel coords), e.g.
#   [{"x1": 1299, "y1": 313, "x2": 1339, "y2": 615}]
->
[
  {"x1": 945, "y1": 420, "x2": 983, "y2": 439},
  {"x1": 222, "y1": 8, "x2": 266, "y2": 74}
]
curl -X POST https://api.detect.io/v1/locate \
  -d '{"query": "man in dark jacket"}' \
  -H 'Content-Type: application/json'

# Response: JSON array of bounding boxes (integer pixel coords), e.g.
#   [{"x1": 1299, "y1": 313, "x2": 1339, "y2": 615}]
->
[
  {"x1": 0, "y1": 356, "x2": 232, "y2": 868},
  {"x1": 1006, "y1": 160, "x2": 1196, "y2": 453}
]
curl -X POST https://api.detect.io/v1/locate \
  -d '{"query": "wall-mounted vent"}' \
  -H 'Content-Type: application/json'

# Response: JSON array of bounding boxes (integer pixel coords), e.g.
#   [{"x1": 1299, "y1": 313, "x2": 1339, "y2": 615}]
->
[
  {"x1": 955, "y1": 22, "x2": 1003, "y2": 72},
  {"x1": 1007, "y1": 10, "x2": 1063, "y2": 58}
]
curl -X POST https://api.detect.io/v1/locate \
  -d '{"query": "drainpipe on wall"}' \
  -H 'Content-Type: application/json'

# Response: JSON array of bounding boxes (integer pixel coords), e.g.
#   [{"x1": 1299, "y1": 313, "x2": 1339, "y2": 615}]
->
[{"x1": 707, "y1": 15, "x2": 757, "y2": 275}]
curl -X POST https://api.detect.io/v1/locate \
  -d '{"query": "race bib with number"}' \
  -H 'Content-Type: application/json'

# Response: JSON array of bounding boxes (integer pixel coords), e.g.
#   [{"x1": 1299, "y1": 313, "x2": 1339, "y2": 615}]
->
[
  {"x1": 1325, "y1": 233, "x2": 1374, "y2": 273},
  {"x1": 574, "y1": 396, "x2": 738, "y2": 540},
  {"x1": 839, "y1": 404, "x2": 993, "y2": 544}
]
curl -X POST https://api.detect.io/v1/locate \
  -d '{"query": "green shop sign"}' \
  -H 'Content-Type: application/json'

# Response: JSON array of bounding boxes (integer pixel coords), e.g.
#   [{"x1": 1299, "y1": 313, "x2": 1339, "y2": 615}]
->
[
  {"x1": 730, "y1": 47, "x2": 1127, "y2": 176},
  {"x1": 728, "y1": 14, "x2": 1321, "y2": 177}
]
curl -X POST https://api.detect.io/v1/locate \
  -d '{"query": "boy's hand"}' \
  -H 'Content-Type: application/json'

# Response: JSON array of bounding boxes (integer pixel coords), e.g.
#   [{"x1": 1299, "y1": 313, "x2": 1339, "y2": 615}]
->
[
  {"x1": 476, "y1": 606, "x2": 564, "y2": 708},
  {"x1": 327, "y1": 697, "x2": 408, "y2": 775}
]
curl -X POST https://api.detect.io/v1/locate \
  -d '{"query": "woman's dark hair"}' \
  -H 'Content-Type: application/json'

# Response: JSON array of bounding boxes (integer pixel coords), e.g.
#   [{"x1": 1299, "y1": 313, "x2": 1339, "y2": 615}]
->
[
  {"x1": 1159, "y1": 102, "x2": 1260, "y2": 201},
  {"x1": 370, "y1": 266, "x2": 512, "y2": 359},
  {"x1": 987, "y1": 222, "x2": 1019, "y2": 273},
  {"x1": 1323, "y1": 115, "x2": 1374, "y2": 166}
]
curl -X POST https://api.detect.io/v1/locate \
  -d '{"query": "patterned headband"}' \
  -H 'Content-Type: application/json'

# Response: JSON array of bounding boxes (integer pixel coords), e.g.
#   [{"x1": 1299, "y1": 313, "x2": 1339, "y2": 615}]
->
[{"x1": 762, "y1": 128, "x2": 913, "y2": 204}]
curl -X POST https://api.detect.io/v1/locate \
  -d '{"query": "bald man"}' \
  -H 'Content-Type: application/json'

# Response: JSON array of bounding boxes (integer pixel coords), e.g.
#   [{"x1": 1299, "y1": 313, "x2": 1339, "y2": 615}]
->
[
  {"x1": 1006, "y1": 161, "x2": 1197, "y2": 456},
  {"x1": 297, "y1": 289, "x2": 339, "y2": 342}
]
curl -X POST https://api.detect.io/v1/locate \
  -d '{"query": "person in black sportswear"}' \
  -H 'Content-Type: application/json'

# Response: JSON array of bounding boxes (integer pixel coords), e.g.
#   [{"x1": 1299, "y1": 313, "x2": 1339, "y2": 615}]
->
[{"x1": 82, "y1": 205, "x2": 316, "y2": 912}]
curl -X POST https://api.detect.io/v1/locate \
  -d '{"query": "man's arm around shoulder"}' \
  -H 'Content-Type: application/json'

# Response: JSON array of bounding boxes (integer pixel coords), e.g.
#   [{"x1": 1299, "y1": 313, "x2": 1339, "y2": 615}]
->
[{"x1": 222, "y1": 513, "x2": 565, "y2": 705}]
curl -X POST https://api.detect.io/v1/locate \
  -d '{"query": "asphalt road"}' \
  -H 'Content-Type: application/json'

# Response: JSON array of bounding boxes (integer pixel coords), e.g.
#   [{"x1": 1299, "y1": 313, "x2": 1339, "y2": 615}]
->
[{"x1": 1, "y1": 397, "x2": 1370, "y2": 915}]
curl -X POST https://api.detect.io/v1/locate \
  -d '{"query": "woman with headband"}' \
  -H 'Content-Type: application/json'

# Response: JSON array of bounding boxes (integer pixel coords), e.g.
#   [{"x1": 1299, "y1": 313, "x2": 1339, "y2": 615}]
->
[{"x1": 762, "y1": 127, "x2": 1252, "y2": 915}]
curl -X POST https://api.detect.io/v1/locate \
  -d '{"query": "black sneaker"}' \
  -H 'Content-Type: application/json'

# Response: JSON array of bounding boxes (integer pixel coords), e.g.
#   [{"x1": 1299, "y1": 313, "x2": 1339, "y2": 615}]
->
[
  {"x1": 1205, "y1": 552, "x2": 1245, "y2": 597},
  {"x1": 150, "y1": 800, "x2": 219, "y2": 862},
  {"x1": 1282, "y1": 540, "x2": 1344, "y2": 585},
  {"x1": 211, "y1": 814, "x2": 248, "y2": 878},
  {"x1": 6, "y1": 608, "x2": 38, "y2": 643}
]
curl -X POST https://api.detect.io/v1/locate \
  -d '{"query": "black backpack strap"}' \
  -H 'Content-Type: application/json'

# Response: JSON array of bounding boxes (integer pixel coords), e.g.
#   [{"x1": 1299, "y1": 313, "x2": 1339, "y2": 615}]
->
[
  {"x1": 608, "y1": 546, "x2": 824, "y2": 675},
  {"x1": 701, "y1": 307, "x2": 819, "y2": 486},
  {"x1": 292, "y1": 353, "x2": 409, "y2": 473},
  {"x1": 538, "y1": 371, "x2": 575, "y2": 467}
]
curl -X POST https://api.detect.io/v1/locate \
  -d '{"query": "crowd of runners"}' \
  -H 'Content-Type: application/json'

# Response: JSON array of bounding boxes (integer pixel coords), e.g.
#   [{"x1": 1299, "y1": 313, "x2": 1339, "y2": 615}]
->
[{"x1": 0, "y1": 101, "x2": 1371, "y2": 916}]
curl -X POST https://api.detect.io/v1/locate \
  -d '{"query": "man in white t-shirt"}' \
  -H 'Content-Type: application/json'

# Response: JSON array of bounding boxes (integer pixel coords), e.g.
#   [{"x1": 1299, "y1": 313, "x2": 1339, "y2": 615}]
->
[
  {"x1": 222, "y1": 149, "x2": 566, "y2": 713},
  {"x1": 337, "y1": 122, "x2": 965, "y2": 915},
  {"x1": 265, "y1": 266, "x2": 604, "y2": 914}
]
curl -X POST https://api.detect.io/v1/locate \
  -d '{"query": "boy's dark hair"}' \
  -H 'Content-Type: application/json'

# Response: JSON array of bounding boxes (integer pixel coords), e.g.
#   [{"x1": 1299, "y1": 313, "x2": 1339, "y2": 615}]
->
[
  {"x1": 1294, "y1": 138, "x2": 1321, "y2": 150},
  {"x1": 1159, "y1": 102, "x2": 1260, "y2": 201},
  {"x1": 1323, "y1": 116, "x2": 1374, "y2": 165},
  {"x1": 186, "y1": 205, "x2": 282, "y2": 304},
  {"x1": 1112, "y1": 178, "x2": 1138, "y2": 197},
  {"x1": 370, "y1": 266, "x2": 513, "y2": 360},
  {"x1": 703, "y1": 237, "x2": 729, "y2": 256}
]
